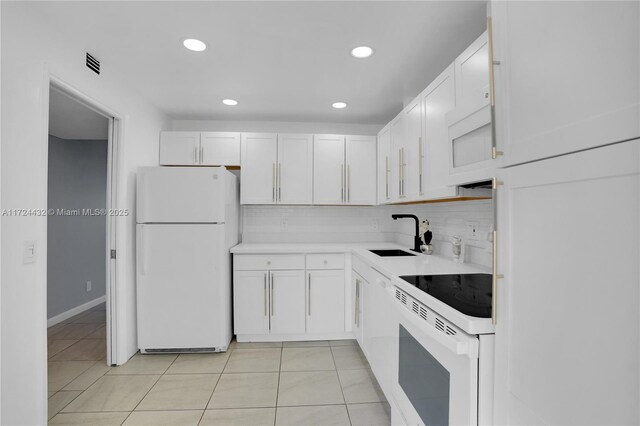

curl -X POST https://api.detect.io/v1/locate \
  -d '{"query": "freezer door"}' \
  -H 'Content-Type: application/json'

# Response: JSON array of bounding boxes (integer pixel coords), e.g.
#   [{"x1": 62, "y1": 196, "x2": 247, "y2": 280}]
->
[
  {"x1": 137, "y1": 167, "x2": 225, "y2": 223},
  {"x1": 136, "y1": 224, "x2": 230, "y2": 350}
]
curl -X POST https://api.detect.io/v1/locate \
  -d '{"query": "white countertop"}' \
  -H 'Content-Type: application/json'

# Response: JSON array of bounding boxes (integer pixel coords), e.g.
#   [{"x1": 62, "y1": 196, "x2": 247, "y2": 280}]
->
[{"x1": 231, "y1": 242, "x2": 494, "y2": 335}]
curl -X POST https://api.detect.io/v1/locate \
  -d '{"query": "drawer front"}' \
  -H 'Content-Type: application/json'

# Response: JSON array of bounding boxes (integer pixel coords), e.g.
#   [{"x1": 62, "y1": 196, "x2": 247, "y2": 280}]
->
[
  {"x1": 306, "y1": 253, "x2": 345, "y2": 270},
  {"x1": 234, "y1": 254, "x2": 305, "y2": 271}
]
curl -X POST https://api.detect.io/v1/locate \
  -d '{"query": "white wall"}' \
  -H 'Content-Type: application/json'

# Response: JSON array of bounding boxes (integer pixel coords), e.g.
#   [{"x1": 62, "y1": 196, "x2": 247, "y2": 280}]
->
[
  {"x1": 47, "y1": 136, "x2": 108, "y2": 319},
  {"x1": 172, "y1": 119, "x2": 383, "y2": 136},
  {"x1": 0, "y1": 3, "x2": 171, "y2": 424},
  {"x1": 242, "y1": 200, "x2": 494, "y2": 268}
]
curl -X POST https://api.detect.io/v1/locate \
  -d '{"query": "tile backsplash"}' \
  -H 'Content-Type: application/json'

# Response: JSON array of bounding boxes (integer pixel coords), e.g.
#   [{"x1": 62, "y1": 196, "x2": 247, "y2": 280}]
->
[{"x1": 242, "y1": 200, "x2": 493, "y2": 268}]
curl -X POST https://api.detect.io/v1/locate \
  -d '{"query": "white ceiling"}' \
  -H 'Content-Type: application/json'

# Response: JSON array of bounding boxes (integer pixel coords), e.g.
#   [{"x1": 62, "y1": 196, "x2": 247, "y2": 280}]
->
[
  {"x1": 34, "y1": 1, "x2": 487, "y2": 125},
  {"x1": 49, "y1": 89, "x2": 109, "y2": 140}
]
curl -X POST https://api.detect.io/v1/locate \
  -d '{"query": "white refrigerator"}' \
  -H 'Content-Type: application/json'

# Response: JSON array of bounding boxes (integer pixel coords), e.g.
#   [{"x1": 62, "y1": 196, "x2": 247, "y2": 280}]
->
[{"x1": 136, "y1": 167, "x2": 239, "y2": 353}]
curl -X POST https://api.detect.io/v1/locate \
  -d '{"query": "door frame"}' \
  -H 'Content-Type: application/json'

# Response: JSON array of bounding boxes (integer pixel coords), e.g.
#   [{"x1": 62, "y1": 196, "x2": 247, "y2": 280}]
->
[{"x1": 47, "y1": 75, "x2": 123, "y2": 365}]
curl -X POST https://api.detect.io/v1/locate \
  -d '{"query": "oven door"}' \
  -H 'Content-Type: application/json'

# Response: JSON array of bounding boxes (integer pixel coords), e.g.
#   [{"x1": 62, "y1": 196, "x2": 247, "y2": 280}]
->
[{"x1": 390, "y1": 287, "x2": 479, "y2": 426}]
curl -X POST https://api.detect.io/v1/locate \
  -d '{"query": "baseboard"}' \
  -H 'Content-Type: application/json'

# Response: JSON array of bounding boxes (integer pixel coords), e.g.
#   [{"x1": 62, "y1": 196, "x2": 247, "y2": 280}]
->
[{"x1": 47, "y1": 295, "x2": 106, "y2": 328}]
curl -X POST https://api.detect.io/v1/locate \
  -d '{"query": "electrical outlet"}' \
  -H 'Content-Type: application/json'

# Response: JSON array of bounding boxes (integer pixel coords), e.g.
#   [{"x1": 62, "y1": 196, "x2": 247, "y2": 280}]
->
[
  {"x1": 280, "y1": 219, "x2": 288, "y2": 232},
  {"x1": 371, "y1": 220, "x2": 379, "y2": 232},
  {"x1": 86, "y1": 281, "x2": 92, "y2": 292},
  {"x1": 466, "y1": 221, "x2": 479, "y2": 241}
]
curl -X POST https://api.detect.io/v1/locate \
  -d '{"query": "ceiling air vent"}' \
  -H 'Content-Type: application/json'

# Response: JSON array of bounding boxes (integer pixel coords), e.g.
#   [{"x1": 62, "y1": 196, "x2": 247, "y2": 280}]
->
[{"x1": 86, "y1": 53, "x2": 100, "y2": 75}]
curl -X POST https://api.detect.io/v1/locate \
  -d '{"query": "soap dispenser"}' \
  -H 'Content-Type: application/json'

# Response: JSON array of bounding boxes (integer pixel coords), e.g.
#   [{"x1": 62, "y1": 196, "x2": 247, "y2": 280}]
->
[{"x1": 451, "y1": 235, "x2": 465, "y2": 263}]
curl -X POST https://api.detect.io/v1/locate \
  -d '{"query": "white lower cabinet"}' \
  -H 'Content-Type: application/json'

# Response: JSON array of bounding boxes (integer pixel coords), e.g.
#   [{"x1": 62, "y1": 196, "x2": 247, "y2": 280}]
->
[
  {"x1": 306, "y1": 270, "x2": 345, "y2": 334},
  {"x1": 233, "y1": 253, "x2": 346, "y2": 339},
  {"x1": 233, "y1": 269, "x2": 305, "y2": 335},
  {"x1": 270, "y1": 270, "x2": 306, "y2": 334},
  {"x1": 233, "y1": 271, "x2": 270, "y2": 335}
]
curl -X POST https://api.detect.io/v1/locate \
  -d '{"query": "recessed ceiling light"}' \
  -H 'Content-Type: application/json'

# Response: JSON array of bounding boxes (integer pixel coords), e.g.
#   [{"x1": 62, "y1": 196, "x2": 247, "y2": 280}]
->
[
  {"x1": 350, "y1": 46, "x2": 374, "y2": 59},
  {"x1": 222, "y1": 99, "x2": 238, "y2": 106},
  {"x1": 183, "y1": 38, "x2": 207, "y2": 52},
  {"x1": 332, "y1": 102, "x2": 347, "y2": 109}
]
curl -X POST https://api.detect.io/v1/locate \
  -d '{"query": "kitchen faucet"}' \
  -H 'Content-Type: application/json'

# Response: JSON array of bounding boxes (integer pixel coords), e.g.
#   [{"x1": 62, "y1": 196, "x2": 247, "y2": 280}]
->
[{"x1": 391, "y1": 214, "x2": 422, "y2": 253}]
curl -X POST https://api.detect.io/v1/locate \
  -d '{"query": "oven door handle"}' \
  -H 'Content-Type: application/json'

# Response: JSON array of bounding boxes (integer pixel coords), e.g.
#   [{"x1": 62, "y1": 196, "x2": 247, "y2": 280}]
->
[{"x1": 391, "y1": 291, "x2": 476, "y2": 357}]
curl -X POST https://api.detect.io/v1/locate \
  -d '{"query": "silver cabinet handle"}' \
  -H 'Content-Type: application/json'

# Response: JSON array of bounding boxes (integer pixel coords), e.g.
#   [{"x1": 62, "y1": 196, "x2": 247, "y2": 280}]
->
[
  {"x1": 200, "y1": 146, "x2": 204, "y2": 164},
  {"x1": 194, "y1": 146, "x2": 198, "y2": 164},
  {"x1": 278, "y1": 163, "x2": 282, "y2": 202},
  {"x1": 385, "y1": 156, "x2": 390, "y2": 200},
  {"x1": 347, "y1": 164, "x2": 351, "y2": 203},
  {"x1": 418, "y1": 137, "x2": 424, "y2": 194},
  {"x1": 270, "y1": 273, "x2": 274, "y2": 316},
  {"x1": 307, "y1": 273, "x2": 311, "y2": 316},
  {"x1": 272, "y1": 163, "x2": 276, "y2": 202},
  {"x1": 355, "y1": 279, "x2": 360, "y2": 326},
  {"x1": 398, "y1": 149, "x2": 402, "y2": 196},
  {"x1": 341, "y1": 164, "x2": 345, "y2": 203},
  {"x1": 488, "y1": 16, "x2": 502, "y2": 160},
  {"x1": 264, "y1": 273, "x2": 268, "y2": 316}
]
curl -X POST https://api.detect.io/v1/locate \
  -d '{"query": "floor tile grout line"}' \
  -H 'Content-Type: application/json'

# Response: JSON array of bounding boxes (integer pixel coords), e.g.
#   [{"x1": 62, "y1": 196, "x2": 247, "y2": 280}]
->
[
  {"x1": 198, "y1": 351, "x2": 231, "y2": 425},
  {"x1": 330, "y1": 345, "x2": 353, "y2": 426},
  {"x1": 273, "y1": 346, "x2": 284, "y2": 426},
  {"x1": 48, "y1": 390, "x2": 84, "y2": 421}
]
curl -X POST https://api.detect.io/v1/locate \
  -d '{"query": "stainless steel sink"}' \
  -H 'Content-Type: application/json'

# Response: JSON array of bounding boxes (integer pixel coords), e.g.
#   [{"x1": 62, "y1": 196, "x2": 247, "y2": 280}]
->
[{"x1": 369, "y1": 249, "x2": 416, "y2": 257}]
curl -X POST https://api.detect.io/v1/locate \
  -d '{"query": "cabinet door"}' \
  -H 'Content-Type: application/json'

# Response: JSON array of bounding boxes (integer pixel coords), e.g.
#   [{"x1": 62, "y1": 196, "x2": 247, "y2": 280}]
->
[
  {"x1": 423, "y1": 65, "x2": 458, "y2": 199},
  {"x1": 494, "y1": 141, "x2": 640, "y2": 425},
  {"x1": 313, "y1": 134, "x2": 345, "y2": 205},
  {"x1": 376, "y1": 126, "x2": 391, "y2": 204},
  {"x1": 492, "y1": 1, "x2": 639, "y2": 166},
  {"x1": 269, "y1": 270, "x2": 306, "y2": 334},
  {"x1": 278, "y1": 134, "x2": 313, "y2": 204},
  {"x1": 159, "y1": 132, "x2": 200, "y2": 166},
  {"x1": 200, "y1": 132, "x2": 241, "y2": 166},
  {"x1": 404, "y1": 97, "x2": 422, "y2": 199},
  {"x1": 345, "y1": 136, "x2": 376, "y2": 205},
  {"x1": 306, "y1": 270, "x2": 345, "y2": 334},
  {"x1": 351, "y1": 272, "x2": 364, "y2": 346},
  {"x1": 233, "y1": 271, "x2": 270, "y2": 335},
  {"x1": 240, "y1": 133, "x2": 278, "y2": 204},
  {"x1": 389, "y1": 116, "x2": 405, "y2": 201}
]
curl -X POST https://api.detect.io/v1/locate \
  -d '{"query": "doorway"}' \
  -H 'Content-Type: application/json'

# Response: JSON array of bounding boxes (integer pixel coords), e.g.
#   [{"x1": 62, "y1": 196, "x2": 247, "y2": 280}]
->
[{"x1": 46, "y1": 82, "x2": 120, "y2": 419}]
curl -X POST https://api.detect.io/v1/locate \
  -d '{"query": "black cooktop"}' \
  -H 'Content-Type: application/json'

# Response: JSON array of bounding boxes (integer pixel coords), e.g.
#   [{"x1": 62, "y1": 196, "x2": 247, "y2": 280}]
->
[{"x1": 399, "y1": 274, "x2": 492, "y2": 318}]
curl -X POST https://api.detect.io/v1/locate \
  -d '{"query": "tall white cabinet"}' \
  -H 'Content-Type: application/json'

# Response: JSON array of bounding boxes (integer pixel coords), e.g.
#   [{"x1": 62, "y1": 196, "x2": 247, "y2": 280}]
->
[{"x1": 494, "y1": 140, "x2": 640, "y2": 425}]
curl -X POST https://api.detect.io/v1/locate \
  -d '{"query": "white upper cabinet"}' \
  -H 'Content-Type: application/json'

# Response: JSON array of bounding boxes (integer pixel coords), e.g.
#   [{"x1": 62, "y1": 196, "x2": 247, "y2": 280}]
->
[
  {"x1": 314, "y1": 134, "x2": 377, "y2": 205},
  {"x1": 376, "y1": 125, "x2": 391, "y2": 204},
  {"x1": 159, "y1": 132, "x2": 200, "y2": 166},
  {"x1": 422, "y1": 64, "x2": 458, "y2": 199},
  {"x1": 491, "y1": 1, "x2": 640, "y2": 166},
  {"x1": 277, "y1": 134, "x2": 313, "y2": 205},
  {"x1": 240, "y1": 133, "x2": 278, "y2": 204},
  {"x1": 200, "y1": 132, "x2": 241, "y2": 166},
  {"x1": 446, "y1": 31, "x2": 497, "y2": 183},
  {"x1": 313, "y1": 134, "x2": 345, "y2": 205},
  {"x1": 345, "y1": 136, "x2": 377, "y2": 205},
  {"x1": 241, "y1": 133, "x2": 313, "y2": 205},
  {"x1": 160, "y1": 131, "x2": 241, "y2": 166}
]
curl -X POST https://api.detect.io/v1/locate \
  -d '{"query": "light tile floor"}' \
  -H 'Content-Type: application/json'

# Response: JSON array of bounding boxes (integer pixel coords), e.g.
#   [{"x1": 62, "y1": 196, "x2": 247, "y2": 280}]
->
[{"x1": 48, "y1": 304, "x2": 390, "y2": 425}]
